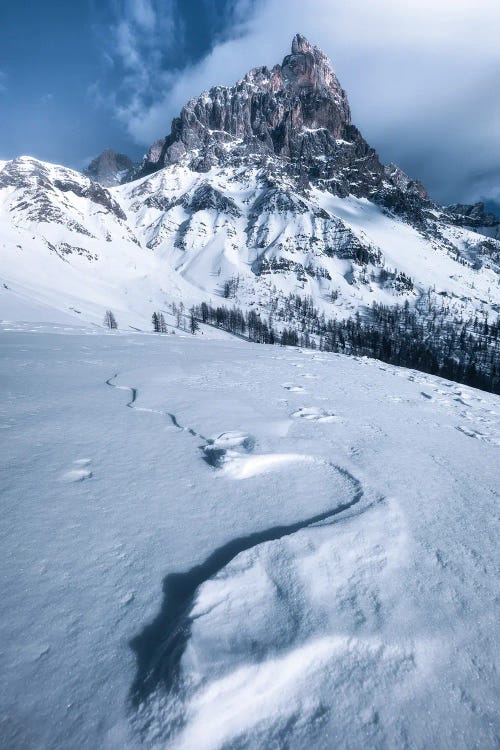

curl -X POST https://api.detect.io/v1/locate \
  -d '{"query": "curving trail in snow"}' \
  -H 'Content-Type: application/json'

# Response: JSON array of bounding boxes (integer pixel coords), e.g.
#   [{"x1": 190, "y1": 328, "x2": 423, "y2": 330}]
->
[
  {"x1": 129, "y1": 463, "x2": 364, "y2": 708},
  {"x1": 105, "y1": 369, "x2": 370, "y2": 744},
  {"x1": 2, "y1": 332, "x2": 498, "y2": 750},
  {"x1": 106, "y1": 373, "x2": 208, "y2": 440}
]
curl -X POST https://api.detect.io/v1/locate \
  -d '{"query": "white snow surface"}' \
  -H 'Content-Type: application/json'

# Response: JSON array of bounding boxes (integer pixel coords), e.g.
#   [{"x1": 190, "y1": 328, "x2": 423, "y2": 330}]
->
[
  {"x1": 1, "y1": 324, "x2": 499, "y2": 749},
  {"x1": 0, "y1": 156, "x2": 499, "y2": 328}
]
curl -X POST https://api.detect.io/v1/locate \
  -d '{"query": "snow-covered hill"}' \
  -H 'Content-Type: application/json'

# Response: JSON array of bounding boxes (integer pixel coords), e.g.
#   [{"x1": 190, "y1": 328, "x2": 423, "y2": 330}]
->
[
  {"x1": 0, "y1": 156, "x2": 168, "y2": 328},
  {"x1": 0, "y1": 35, "x2": 499, "y2": 334},
  {"x1": 1, "y1": 325, "x2": 498, "y2": 749},
  {"x1": 0, "y1": 153, "x2": 499, "y2": 331}
]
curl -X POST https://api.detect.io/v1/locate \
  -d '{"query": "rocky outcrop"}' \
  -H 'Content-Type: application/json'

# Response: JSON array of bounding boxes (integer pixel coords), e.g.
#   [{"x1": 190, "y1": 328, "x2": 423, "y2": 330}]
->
[
  {"x1": 187, "y1": 183, "x2": 241, "y2": 217},
  {"x1": 137, "y1": 34, "x2": 385, "y2": 199},
  {"x1": 84, "y1": 149, "x2": 137, "y2": 187},
  {"x1": 445, "y1": 202, "x2": 500, "y2": 239},
  {"x1": 372, "y1": 163, "x2": 433, "y2": 226}
]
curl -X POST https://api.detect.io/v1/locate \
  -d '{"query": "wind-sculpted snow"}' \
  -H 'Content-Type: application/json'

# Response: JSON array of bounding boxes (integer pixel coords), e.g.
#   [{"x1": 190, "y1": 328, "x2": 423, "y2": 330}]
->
[
  {"x1": 1, "y1": 299, "x2": 499, "y2": 750},
  {"x1": 105, "y1": 367, "x2": 366, "y2": 741},
  {"x1": 98, "y1": 335, "x2": 499, "y2": 749}
]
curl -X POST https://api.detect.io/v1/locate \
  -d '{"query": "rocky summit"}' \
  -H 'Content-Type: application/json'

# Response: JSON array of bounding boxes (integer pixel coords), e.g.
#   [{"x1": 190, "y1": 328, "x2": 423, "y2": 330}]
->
[{"x1": 139, "y1": 34, "x2": 383, "y2": 197}]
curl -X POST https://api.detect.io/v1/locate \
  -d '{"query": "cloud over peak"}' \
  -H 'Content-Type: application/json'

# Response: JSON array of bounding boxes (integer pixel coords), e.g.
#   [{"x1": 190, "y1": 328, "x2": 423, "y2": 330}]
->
[{"x1": 99, "y1": 0, "x2": 500, "y2": 206}]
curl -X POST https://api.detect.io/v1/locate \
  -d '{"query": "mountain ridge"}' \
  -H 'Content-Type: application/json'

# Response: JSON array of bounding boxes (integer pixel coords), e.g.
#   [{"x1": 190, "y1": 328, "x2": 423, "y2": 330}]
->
[
  {"x1": 0, "y1": 34, "x2": 498, "y2": 390},
  {"x1": 137, "y1": 34, "x2": 384, "y2": 202}
]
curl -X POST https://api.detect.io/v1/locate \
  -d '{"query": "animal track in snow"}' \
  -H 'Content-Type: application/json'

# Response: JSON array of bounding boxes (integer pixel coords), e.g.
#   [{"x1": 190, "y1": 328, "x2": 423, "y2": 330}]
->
[
  {"x1": 107, "y1": 373, "x2": 374, "y2": 741},
  {"x1": 282, "y1": 384, "x2": 305, "y2": 393},
  {"x1": 61, "y1": 458, "x2": 93, "y2": 483},
  {"x1": 292, "y1": 407, "x2": 340, "y2": 423},
  {"x1": 130, "y1": 457, "x2": 366, "y2": 720},
  {"x1": 106, "y1": 373, "x2": 209, "y2": 440},
  {"x1": 201, "y1": 432, "x2": 309, "y2": 480},
  {"x1": 456, "y1": 425, "x2": 499, "y2": 446},
  {"x1": 106, "y1": 374, "x2": 287, "y2": 478},
  {"x1": 202, "y1": 431, "x2": 256, "y2": 469}
]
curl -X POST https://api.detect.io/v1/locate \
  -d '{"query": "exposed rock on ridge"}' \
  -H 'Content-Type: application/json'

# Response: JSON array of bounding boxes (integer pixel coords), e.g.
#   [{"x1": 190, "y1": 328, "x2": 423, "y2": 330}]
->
[
  {"x1": 138, "y1": 34, "x2": 383, "y2": 198},
  {"x1": 445, "y1": 202, "x2": 500, "y2": 239},
  {"x1": 0, "y1": 156, "x2": 127, "y2": 224},
  {"x1": 84, "y1": 149, "x2": 137, "y2": 187}
]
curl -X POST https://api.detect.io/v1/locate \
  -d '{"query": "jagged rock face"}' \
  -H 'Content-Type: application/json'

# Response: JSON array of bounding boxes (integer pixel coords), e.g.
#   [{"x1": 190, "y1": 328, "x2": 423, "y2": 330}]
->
[
  {"x1": 84, "y1": 149, "x2": 136, "y2": 187},
  {"x1": 187, "y1": 183, "x2": 241, "y2": 217},
  {"x1": 445, "y1": 202, "x2": 500, "y2": 239},
  {"x1": 383, "y1": 164, "x2": 428, "y2": 200},
  {"x1": 139, "y1": 34, "x2": 384, "y2": 198},
  {"x1": 371, "y1": 163, "x2": 434, "y2": 226}
]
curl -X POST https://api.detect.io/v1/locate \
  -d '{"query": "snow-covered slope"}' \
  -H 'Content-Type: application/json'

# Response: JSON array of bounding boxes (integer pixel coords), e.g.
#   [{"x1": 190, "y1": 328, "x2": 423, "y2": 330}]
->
[
  {"x1": 1, "y1": 326, "x2": 498, "y2": 749},
  {"x1": 0, "y1": 154, "x2": 499, "y2": 329},
  {"x1": 0, "y1": 157, "x2": 176, "y2": 328},
  {"x1": 117, "y1": 163, "x2": 500, "y2": 321},
  {"x1": 1, "y1": 36, "x2": 499, "y2": 331}
]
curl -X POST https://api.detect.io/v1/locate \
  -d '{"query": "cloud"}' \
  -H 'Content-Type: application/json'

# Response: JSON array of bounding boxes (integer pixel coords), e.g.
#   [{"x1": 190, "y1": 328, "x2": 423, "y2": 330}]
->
[
  {"x1": 102, "y1": 0, "x2": 500, "y2": 205},
  {"x1": 128, "y1": 0, "x2": 156, "y2": 31},
  {"x1": 98, "y1": 0, "x2": 177, "y2": 122}
]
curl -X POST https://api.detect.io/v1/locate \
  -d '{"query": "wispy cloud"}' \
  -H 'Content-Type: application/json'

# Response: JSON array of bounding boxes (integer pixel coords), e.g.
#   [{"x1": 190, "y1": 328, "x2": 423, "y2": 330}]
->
[
  {"x1": 98, "y1": 0, "x2": 500, "y2": 205},
  {"x1": 104, "y1": 0, "x2": 177, "y2": 100},
  {"x1": 96, "y1": 0, "x2": 259, "y2": 140},
  {"x1": 128, "y1": 0, "x2": 156, "y2": 31}
]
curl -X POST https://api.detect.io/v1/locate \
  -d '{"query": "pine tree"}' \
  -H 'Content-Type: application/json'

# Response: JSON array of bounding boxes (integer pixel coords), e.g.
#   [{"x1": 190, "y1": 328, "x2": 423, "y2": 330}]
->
[
  {"x1": 190, "y1": 310, "x2": 199, "y2": 334},
  {"x1": 104, "y1": 310, "x2": 117, "y2": 329},
  {"x1": 159, "y1": 313, "x2": 167, "y2": 333},
  {"x1": 152, "y1": 312, "x2": 160, "y2": 332}
]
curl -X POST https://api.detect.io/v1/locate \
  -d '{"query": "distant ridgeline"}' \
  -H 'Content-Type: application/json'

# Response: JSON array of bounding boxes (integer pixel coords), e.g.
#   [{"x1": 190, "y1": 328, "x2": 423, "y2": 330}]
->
[{"x1": 187, "y1": 299, "x2": 500, "y2": 394}]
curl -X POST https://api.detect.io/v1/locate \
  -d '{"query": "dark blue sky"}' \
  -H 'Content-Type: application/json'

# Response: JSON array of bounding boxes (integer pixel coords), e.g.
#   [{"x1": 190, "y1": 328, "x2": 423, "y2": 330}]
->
[
  {"x1": 0, "y1": 0, "x2": 251, "y2": 168},
  {"x1": 1, "y1": 0, "x2": 498, "y2": 209}
]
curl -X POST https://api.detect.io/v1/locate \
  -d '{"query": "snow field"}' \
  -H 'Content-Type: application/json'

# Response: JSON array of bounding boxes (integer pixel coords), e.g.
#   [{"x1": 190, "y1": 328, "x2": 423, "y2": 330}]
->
[{"x1": 0, "y1": 326, "x2": 498, "y2": 749}]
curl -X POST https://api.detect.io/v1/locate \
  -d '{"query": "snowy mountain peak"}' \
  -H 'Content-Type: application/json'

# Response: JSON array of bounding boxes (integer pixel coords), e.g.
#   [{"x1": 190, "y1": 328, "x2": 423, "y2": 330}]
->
[
  {"x1": 84, "y1": 148, "x2": 137, "y2": 187},
  {"x1": 0, "y1": 155, "x2": 127, "y2": 223},
  {"x1": 139, "y1": 34, "x2": 358, "y2": 184},
  {"x1": 0, "y1": 38, "x2": 499, "y2": 396}
]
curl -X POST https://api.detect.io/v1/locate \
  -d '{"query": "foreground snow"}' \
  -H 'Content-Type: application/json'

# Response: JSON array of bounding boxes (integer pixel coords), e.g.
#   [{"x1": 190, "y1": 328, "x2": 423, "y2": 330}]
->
[{"x1": 0, "y1": 325, "x2": 498, "y2": 749}]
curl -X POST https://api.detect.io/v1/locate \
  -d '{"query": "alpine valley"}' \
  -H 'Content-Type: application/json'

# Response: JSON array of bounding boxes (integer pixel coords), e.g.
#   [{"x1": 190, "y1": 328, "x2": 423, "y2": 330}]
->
[
  {"x1": 1, "y1": 32, "x2": 500, "y2": 750},
  {"x1": 1, "y1": 34, "x2": 499, "y2": 389}
]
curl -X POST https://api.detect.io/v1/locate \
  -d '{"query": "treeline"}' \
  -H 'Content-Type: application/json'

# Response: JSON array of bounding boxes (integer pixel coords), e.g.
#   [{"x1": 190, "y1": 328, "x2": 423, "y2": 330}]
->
[{"x1": 191, "y1": 299, "x2": 500, "y2": 394}]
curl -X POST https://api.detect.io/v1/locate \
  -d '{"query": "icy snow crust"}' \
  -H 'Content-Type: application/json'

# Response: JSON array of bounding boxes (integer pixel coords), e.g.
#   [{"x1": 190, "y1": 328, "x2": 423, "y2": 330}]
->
[
  {"x1": 0, "y1": 325, "x2": 498, "y2": 749},
  {"x1": 0, "y1": 157, "x2": 499, "y2": 328}
]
